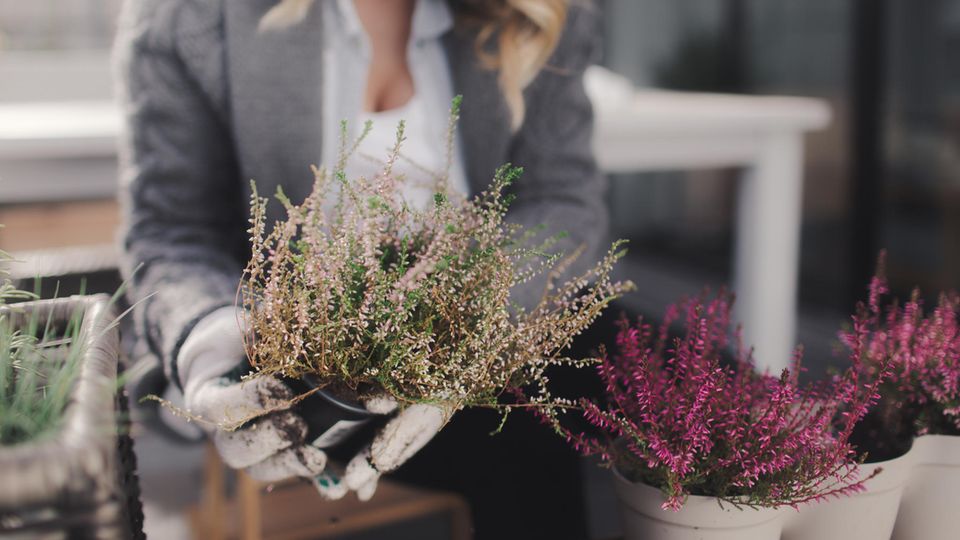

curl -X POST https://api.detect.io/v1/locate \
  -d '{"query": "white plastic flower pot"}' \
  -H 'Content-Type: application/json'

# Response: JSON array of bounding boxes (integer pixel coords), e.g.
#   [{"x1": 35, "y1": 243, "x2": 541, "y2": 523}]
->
[
  {"x1": 891, "y1": 434, "x2": 960, "y2": 540},
  {"x1": 780, "y1": 443, "x2": 915, "y2": 540},
  {"x1": 612, "y1": 469, "x2": 785, "y2": 540}
]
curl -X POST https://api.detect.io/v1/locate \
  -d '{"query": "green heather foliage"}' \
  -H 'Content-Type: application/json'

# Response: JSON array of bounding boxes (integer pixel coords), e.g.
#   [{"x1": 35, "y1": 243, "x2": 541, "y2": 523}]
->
[
  {"x1": 242, "y1": 101, "x2": 633, "y2": 413},
  {"x1": 0, "y1": 245, "x2": 85, "y2": 446}
]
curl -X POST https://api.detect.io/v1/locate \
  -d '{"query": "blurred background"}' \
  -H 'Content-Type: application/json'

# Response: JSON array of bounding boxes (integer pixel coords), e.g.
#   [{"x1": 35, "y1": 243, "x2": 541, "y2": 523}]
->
[
  {"x1": 600, "y1": 0, "x2": 960, "y2": 353},
  {"x1": 1, "y1": 1, "x2": 958, "y2": 538}
]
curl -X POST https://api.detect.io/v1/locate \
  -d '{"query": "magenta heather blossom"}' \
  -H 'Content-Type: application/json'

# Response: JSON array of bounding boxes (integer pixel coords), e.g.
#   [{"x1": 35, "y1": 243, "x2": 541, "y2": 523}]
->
[
  {"x1": 541, "y1": 292, "x2": 881, "y2": 511},
  {"x1": 842, "y1": 259, "x2": 960, "y2": 438}
]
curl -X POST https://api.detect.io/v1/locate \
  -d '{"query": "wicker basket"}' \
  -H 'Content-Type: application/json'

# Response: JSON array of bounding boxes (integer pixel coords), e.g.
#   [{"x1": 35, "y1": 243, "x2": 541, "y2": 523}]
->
[{"x1": 0, "y1": 295, "x2": 144, "y2": 539}]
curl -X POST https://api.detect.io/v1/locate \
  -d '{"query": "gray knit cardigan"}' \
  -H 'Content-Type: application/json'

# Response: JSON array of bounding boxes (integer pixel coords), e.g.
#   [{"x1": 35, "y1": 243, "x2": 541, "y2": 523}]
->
[{"x1": 114, "y1": 0, "x2": 607, "y2": 388}]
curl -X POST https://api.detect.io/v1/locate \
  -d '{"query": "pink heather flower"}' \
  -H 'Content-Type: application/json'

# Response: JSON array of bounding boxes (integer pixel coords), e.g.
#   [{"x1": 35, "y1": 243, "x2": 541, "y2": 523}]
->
[
  {"x1": 842, "y1": 254, "x2": 960, "y2": 438},
  {"x1": 241, "y1": 113, "x2": 634, "y2": 414},
  {"x1": 540, "y1": 291, "x2": 880, "y2": 510}
]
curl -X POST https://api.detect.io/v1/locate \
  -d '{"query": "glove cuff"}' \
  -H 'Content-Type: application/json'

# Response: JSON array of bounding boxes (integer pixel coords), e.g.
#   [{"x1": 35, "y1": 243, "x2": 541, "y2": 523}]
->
[{"x1": 177, "y1": 305, "x2": 247, "y2": 391}]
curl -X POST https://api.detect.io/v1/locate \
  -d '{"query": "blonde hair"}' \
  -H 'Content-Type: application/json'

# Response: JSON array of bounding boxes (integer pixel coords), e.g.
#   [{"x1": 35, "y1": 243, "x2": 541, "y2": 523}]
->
[
  {"x1": 260, "y1": 0, "x2": 568, "y2": 131},
  {"x1": 258, "y1": 0, "x2": 315, "y2": 32},
  {"x1": 468, "y1": 0, "x2": 567, "y2": 130}
]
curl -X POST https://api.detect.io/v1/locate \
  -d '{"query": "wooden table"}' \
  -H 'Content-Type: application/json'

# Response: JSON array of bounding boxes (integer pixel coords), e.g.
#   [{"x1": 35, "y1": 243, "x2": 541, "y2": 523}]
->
[{"x1": 192, "y1": 445, "x2": 472, "y2": 540}]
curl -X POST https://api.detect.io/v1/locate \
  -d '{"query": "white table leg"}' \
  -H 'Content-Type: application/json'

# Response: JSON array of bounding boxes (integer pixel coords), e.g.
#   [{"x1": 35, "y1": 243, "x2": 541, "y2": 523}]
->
[{"x1": 733, "y1": 133, "x2": 805, "y2": 373}]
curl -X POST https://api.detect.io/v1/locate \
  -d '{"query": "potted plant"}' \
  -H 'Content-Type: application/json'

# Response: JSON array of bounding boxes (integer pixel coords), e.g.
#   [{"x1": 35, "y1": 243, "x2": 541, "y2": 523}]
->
[
  {"x1": 237, "y1": 108, "x2": 633, "y2": 449},
  {"x1": 538, "y1": 292, "x2": 880, "y2": 540},
  {"x1": 782, "y1": 269, "x2": 912, "y2": 540},
  {"x1": 0, "y1": 251, "x2": 144, "y2": 538},
  {"x1": 839, "y1": 267, "x2": 960, "y2": 540}
]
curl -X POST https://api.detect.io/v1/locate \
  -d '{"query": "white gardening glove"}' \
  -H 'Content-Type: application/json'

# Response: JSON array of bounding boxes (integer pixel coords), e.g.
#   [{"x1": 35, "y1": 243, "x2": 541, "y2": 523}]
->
[
  {"x1": 343, "y1": 399, "x2": 455, "y2": 501},
  {"x1": 178, "y1": 306, "x2": 346, "y2": 499}
]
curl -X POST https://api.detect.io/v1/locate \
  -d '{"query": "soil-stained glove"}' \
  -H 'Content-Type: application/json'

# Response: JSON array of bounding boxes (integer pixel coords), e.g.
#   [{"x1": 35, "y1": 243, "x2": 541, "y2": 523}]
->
[
  {"x1": 343, "y1": 399, "x2": 455, "y2": 501},
  {"x1": 178, "y1": 306, "x2": 346, "y2": 499}
]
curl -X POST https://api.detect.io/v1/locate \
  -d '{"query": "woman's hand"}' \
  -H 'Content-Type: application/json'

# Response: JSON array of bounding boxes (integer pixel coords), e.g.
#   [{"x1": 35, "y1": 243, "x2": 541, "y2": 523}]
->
[
  {"x1": 177, "y1": 306, "x2": 346, "y2": 498},
  {"x1": 178, "y1": 306, "x2": 455, "y2": 501},
  {"x1": 343, "y1": 399, "x2": 454, "y2": 501}
]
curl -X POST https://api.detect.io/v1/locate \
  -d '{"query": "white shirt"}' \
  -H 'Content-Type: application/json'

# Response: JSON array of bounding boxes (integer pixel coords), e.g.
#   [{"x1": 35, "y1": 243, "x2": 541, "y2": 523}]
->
[
  {"x1": 320, "y1": 0, "x2": 470, "y2": 209},
  {"x1": 349, "y1": 94, "x2": 463, "y2": 210}
]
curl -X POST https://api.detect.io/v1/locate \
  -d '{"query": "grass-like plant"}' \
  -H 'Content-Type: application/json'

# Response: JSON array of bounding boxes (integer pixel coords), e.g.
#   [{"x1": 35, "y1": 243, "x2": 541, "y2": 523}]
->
[
  {"x1": 0, "y1": 246, "x2": 86, "y2": 446},
  {"x1": 241, "y1": 100, "x2": 633, "y2": 416},
  {"x1": 538, "y1": 292, "x2": 883, "y2": 511}
]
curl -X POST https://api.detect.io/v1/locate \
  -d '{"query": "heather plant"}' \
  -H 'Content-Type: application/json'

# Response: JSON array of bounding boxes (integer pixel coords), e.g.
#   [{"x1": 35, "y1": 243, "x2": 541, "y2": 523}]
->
[
  {"x1": 241, "y1": 101, "x2": 632, "y2": 418},
  {"x1": 538, "y1": 292, "x2": 882, "y2": 511},
  {"x1": 841, "y1": 261, "x2": 960, "y2": 440}
]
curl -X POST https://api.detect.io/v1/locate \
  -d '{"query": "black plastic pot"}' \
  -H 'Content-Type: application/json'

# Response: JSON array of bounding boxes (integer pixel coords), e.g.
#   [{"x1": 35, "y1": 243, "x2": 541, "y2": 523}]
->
[
  {"x1": 850, "y1": 408, "x2": 914, "y2": 463},
  {"x1": 283, "y1": 376, "x2": 390, "y2": 458}
]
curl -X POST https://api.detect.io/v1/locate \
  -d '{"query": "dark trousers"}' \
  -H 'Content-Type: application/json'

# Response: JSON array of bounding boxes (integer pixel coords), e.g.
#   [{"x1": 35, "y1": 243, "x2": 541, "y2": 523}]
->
[
  {"x1": 391, "y1": 304, "x2": 626, "y2": 540},
  {"x1": 392, "y1": 406, "x2": 589, "y2": 540}
]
